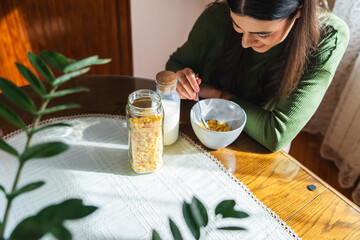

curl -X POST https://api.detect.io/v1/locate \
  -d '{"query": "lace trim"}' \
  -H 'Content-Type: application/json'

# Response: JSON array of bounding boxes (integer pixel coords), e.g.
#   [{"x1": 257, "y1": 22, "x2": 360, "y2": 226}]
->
[
  {"x1": 3, "y1": 113, "x2": 300, "y2": 239},
  {"x1": 3, "y1": 113, "x2": 126, "y2": 141},
  {"x1": 180, "y1": 133, "x2": 301, "y2": 240}
]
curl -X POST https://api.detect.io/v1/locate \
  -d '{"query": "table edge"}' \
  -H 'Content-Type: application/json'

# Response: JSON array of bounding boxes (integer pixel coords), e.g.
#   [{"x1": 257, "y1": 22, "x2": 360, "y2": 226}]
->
[{"x1": 280, "y1": 150, "x2": 360, "y2": 212}]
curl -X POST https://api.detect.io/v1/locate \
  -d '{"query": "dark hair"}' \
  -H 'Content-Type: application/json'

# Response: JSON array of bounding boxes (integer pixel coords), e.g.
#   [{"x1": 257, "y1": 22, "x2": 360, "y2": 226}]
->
[
  {"x1": 228, "y1": 0, "x2": 302, "y2": 20},
  {"x1": 211, "y1": 0, "x2": 321, "y2": 103}
]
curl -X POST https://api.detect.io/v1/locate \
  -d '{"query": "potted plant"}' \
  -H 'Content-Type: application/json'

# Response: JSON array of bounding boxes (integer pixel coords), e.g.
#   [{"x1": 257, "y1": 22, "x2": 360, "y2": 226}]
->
[{"x1": 0, "y1": 50, "x2": 110, "y2": 240}]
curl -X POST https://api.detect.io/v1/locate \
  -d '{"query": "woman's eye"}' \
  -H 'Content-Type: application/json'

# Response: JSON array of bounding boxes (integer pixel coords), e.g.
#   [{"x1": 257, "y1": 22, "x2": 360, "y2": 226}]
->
[{"x1": 257, "y1": 34, "x2": 270, "y2": 39}]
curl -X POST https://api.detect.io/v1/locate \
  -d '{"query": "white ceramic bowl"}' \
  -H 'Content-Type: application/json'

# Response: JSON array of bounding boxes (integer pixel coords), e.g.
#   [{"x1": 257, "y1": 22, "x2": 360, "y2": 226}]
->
[{"x1": 190, "y1": 98, "x2": 247, "y2": 149}]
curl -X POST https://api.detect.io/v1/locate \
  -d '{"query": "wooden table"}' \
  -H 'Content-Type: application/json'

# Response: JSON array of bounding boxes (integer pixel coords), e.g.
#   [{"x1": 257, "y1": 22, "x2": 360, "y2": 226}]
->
[{"x1": 1, "y1": 76, "x2": 359, "y2": 239}]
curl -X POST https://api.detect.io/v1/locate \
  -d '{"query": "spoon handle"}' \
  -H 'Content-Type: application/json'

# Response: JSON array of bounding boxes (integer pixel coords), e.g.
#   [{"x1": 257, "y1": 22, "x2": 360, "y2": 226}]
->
[{"x1": 197, "y1": 93, "x2": 210, "y2": 130}]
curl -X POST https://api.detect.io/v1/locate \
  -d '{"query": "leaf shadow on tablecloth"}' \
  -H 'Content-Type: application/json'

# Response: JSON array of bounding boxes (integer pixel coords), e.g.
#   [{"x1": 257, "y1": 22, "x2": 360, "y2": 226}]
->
[{"x1": 45, "y1": 118, "x2": 137, "y2": 176}]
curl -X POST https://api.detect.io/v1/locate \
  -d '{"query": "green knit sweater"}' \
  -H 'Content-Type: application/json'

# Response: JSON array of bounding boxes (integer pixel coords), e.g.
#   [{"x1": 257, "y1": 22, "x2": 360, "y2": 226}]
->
[{"x1": 166, "y1": 3, "x2": 349, "y2": 152}]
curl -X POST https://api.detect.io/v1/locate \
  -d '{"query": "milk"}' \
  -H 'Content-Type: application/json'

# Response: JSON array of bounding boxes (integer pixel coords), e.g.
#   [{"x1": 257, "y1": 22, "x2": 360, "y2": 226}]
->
[{"x1": 162, "y1": 99, "x2": 180, "y2": 145}]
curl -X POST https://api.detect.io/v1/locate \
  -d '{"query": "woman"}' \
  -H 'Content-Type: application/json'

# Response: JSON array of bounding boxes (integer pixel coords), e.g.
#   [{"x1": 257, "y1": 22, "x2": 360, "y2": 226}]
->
[{"x1": 166, "y1": 0, "x2": 349, "y2": 152}]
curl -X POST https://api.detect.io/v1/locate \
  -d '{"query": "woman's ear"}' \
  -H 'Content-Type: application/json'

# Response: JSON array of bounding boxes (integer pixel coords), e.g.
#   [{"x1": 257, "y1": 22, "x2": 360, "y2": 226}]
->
[{"x1": 295, "y1": 6, "x2": 303, "y2": 19}]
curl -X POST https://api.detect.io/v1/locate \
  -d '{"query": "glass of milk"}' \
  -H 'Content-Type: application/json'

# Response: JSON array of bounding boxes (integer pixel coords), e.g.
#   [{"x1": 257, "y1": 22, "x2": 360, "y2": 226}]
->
[{"x1": 155, "y1": 71, "x2": 180, "y2": 146}]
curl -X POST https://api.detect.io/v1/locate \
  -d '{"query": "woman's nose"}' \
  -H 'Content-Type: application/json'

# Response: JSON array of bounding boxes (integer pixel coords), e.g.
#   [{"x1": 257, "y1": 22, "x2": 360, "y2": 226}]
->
[{"x1": 241, "y1": 33, "x2": 255, "y2": 49}]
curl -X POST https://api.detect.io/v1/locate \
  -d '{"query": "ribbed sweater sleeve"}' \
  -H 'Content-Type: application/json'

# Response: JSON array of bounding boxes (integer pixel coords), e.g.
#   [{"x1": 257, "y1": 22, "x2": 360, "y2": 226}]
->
[{"x1": 231, "y1": 69, "x2": 334, "y2": 151}]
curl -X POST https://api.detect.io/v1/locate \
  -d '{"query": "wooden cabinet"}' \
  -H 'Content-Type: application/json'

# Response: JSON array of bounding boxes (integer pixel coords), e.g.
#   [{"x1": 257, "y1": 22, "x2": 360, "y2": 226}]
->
[{"x1": 0, "y1": 0, "x2": 132, "y2": 86}]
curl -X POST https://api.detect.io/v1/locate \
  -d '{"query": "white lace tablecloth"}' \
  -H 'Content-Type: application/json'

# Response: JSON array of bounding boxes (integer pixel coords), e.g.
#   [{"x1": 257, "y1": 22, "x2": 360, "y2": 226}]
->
[{"x1": 0, "y1": 115, "x2": 300, "y2": 240}]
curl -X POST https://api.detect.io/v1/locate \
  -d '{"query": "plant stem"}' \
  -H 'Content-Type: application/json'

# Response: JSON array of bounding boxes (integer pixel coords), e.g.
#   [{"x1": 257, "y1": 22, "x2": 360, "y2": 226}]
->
[
  {"x1": 0, "y1": 162, "x2": 24, "y2": 239},
  {"x1": 31, "y1": 88, "x2": 56, "y2": 133},
  {"x1": 0, "y1": 87, "x2": 56, "y2": 240}
]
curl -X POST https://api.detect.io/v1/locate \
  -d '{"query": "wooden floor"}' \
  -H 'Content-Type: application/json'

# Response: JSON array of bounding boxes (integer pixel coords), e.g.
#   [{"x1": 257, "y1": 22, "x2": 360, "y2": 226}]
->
[{"x1": 289, "y1": 131, "x2": 358, "y2": 205}]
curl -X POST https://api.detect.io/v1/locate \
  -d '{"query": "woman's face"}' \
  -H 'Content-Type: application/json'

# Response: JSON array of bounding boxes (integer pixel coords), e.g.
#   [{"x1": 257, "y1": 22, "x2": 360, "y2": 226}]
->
[{"x1": 230, "y1": 11, "x2": 300, "y2": 53}]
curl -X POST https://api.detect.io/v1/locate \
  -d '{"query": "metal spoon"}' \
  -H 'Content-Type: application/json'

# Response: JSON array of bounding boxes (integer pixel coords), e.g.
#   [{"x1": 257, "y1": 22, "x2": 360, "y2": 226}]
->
[{"x1": 197, "y1": 92, "x2": 210, "y2": 130}]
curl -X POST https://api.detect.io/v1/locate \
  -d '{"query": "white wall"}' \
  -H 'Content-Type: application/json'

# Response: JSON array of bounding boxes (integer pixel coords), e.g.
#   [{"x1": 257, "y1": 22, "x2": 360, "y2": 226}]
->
[{"x1": 131, "y1": 0, "x2": 213, "y2": 80}]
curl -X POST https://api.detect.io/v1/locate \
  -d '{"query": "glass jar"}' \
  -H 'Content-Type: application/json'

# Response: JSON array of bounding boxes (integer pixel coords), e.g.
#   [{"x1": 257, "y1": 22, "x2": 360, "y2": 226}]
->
[
  {"x1": 155, "y1": 71, "x2": 180, "y2": 146},
  {"x1": 126, "y1": 89, "x2": 164, "y2": 174}
]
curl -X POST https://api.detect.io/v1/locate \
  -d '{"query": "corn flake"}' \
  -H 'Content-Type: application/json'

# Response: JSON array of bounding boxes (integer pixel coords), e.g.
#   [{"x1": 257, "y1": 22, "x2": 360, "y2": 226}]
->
[
  {"x1": 129, "y1": 116, "x2": 163, "y2": 173},
  {"x1": 200, "y1": 119, "x2": 232, "y2": 132}
]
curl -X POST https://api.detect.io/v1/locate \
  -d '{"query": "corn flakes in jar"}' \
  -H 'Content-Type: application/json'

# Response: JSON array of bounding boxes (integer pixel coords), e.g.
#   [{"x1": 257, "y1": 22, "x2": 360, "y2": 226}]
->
[{"x1": 126, "y1": 90, "x2": 164, "y2": 173}]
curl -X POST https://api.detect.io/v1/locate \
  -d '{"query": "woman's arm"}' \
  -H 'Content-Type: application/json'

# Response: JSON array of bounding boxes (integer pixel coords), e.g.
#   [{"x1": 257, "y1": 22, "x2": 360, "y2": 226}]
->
[
  {"x1": 232, "y1": 14, "x2": 350, "y2": 152},
  {"x1": 166, "y1": 3, "x2": 229, "y2": 100},
  {"x1": 231, "y1": 70, "x2": 334, "y2": 152}
]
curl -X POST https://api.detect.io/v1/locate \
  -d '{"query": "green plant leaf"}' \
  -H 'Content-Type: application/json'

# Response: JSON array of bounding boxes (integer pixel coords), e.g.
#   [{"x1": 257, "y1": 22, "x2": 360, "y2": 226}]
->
[
  {"x1": 0, "y1": 102, "x2": 28, "y2": 131},
  {"x1": 37, "y1": 103, "x2": 80, "y2": 115},
  {"x1": 215, "y1": 200, "x2": 249, "y2": 219},
  {"x1": 15, "y1": 63, "x2": 46, "y2": 96},
  {"x1": 63, "y1": 55, "x2": 97, "y2": 73},
  {"x1": 53, "y1": 68, "x2": 90, "y2": 87},
  {"x1": 0, "y1": 184, "x2": 6, "y2": 194},
  {"x1": 152, "y1": 230, "x2": 162, "y2": 240},
  {"x1": 40, "y1": 199, "x2": 97, "y2": 220},
  {"x1": 169, "y1": 219, "x2": 183, "y2": 240},
  {"x1": 218, "y1": 226, "x2": 246, "y2": 230},
  {"x1": 50, "y1": 225, "x2": 71, "y2": 240},
  {"x1": 28, "y1": 52, "x2": 55, "y2": 84},
  {"x1": 0, "y1": 138, "x2": 19, "y2": 157},
  {"x1": 190, "y1": 197, "x2": 208, "y2": 228},
  {"x1": 63, "y1": 55, "x2": 111, "y2": 73},
  {"x1": 19, "y1": 142, "x2": 69, "y2": 163},
  {"x1": 7, "y1": 181, "x2": 45, "y2": 200},
  {"x1": 9, "y1": 217, "x2": 44, "y2": 240},
  {"x1": 94, "y1": 58, "x2": 111, "y2": 64},
  {"x1": 0, "y1": 78, "x2": 36, "y2": 113},
  {"x1": 30, "y1": 122, "x2": 71, "y2": 135},
  {"x1": 183, "y1": 202, "x2": 200, "y2": 240},
  {"x1": 40, "y1": 50, "x2": 68, "y2": 72},
  {"x1": 44, "y1": 87, "x2": 89, "y2": 99},
  {"x1": 10, "y1": 198, "x2": 97, "y2": 240}
]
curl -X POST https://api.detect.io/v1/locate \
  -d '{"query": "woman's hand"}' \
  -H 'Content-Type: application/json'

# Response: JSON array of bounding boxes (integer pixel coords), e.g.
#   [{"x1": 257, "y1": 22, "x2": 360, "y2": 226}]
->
[
  {"x1": 198, "y1": 83, "x2": 221, "y2": 99},
  {"x1": 176, "y1": 68, "x2": 201, "y2": 100},
  {"x1": 176, "y1": 67, "x2": 234, "y2": 100},
  {"x1": 199, "y1": 84, "x2": 234, "y2": 100}
]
